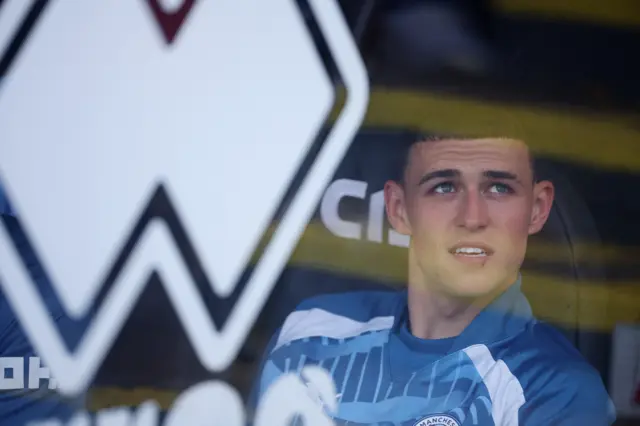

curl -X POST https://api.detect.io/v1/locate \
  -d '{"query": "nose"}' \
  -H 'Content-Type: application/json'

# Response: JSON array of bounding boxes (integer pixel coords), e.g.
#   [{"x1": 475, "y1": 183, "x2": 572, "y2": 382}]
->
[{"x1": 455, "y1": 189, "x2": 489, "y2": 231}]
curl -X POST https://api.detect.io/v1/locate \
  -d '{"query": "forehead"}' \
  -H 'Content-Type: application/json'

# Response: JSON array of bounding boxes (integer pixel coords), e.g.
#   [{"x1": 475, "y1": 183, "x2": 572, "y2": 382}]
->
[{"x1": 407, "y1": 138, "x2": 531, "y2": 178}]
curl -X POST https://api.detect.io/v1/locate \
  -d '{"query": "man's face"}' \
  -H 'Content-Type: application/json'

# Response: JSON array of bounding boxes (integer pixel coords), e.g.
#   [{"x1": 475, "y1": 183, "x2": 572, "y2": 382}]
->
[{"x1": 385, "y1": 138, "x2": 554, "y2": 299}]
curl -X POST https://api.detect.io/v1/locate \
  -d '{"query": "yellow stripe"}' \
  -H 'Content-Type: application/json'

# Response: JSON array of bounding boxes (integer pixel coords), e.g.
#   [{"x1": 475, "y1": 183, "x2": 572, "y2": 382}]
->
[
  {"x1": 286, "y1": 221, "x2": 640, "y2": 273},
  {"x1": 526, "y1": 241, "x2": 639, "y2": 265},
  {"x1": 254, "y1": 220, "x2": 640, "y2": 330},
  {"x1": 495, "y1": 0, "x2": 640, "y2": 28},
  {"x1": 521, "y1": 273, "x2": 640, "y2": 329},
  {"x1": 352, "y1": 88, "x2": 640, "y2": 173},
  {"x1": 288, "y1": 222, "x2": 640, "y2": 330},
  {"x1": 290, "y1": 252, "x2": 640, "y2": 331},
  {"x1": 88, "y1": 387, "x2": 176, "y2": 411},
  {"x1": 294, "y1": 221, "x2": 640, "y2": 266}
]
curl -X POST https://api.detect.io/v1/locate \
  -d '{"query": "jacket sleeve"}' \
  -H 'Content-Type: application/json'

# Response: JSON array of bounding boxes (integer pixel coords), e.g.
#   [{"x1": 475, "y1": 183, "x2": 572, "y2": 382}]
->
[
  {"x1": 516, "y1": 366, "x2": 616, "y2": 426},
  {"x1": 0, "y1": 311, "x2": 87, "y2": 426},
  {"x1": 0, "y1": 214, "x2": 87, "y2": 425}
]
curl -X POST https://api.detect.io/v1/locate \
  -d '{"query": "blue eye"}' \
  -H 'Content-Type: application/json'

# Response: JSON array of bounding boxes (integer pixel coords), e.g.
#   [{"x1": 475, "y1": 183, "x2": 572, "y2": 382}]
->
[
  {"x1": 489, "y1": 183, "x2": 513, "y2": 194},
  {"x1": 433, "y1": 182, "x2": 456, "y2": 194}
]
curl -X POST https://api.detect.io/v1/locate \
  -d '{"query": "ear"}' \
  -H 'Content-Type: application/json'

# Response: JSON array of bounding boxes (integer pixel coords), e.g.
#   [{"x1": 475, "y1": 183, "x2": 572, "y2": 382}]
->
[
  {"x1": 528, "y1": 180, "x2": 555, "y2": 235},
  {"x1": 384, "y1": 180, "x2": 411, "y2": 235}
]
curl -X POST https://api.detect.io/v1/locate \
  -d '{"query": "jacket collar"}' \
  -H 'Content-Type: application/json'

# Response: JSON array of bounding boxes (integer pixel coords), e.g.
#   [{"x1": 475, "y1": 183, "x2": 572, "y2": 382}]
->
[{"x1": 393, "y1": 275, "x2": 533, "y2": 351}]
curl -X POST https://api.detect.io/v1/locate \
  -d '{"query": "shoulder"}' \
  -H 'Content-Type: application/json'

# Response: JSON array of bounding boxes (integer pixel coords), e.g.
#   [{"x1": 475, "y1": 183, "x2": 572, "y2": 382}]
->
[
  {"x1": 497, "y1": 321, "x2": 615, "y2": 425},
  {"x1": 273, "y1": 290, "x2": 402, "y2": 350},
  {"x1": 0, "y1": 215, "x2": 82, "y2": 341},
  {"x1": 502, "y1": 320, "x2": 604, "y2": 381},
  {"x1": 252, "y1": 290, "x2": 403, "y2": 404},
  {"x1": 294, "y1": 289, "x2": 402, "y2": 319}
]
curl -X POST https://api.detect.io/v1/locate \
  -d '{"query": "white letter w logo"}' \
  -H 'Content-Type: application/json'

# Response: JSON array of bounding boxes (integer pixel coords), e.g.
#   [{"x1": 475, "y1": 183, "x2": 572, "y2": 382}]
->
[{"x1": 0, "y1": 0, "x2": 368, "y2": 397}]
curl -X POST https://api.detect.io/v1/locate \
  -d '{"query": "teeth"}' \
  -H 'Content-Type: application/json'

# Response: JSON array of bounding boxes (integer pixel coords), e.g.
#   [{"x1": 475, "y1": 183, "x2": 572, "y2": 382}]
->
[{"x1": 455, "y1": 247, "x2": 486, "y2": 255}]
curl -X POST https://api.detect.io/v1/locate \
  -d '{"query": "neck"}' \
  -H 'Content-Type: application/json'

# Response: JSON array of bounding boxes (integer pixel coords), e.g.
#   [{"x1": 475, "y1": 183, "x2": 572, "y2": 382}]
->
[
  {"x1": 407, "y1": 286, "x2": 485, "y2": 340},
  {"x1": 406, "y1": 257, "x2": 513, "y2": 340}
]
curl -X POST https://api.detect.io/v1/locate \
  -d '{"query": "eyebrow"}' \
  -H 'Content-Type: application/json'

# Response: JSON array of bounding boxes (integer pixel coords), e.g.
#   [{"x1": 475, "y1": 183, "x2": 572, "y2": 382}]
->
[
  {"x1": 418, "y1": 169, "x2": 459, "y2": 186},
  {"x1": 417, "y1": 169, "x2": 521, "y2": 186},
  {"x1": 483, "y1": 170, "x2": 519, "y2": 181}
]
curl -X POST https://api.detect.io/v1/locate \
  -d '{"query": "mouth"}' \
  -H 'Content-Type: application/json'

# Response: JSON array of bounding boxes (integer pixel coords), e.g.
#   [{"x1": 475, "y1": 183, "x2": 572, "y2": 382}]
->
[{"x1": 449, "y1": 243, "x2": 494, "y2": 261}]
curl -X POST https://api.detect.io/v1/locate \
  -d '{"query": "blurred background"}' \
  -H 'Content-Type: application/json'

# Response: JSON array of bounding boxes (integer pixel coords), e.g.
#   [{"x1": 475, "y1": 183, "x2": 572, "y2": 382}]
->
[{"x1": 2, "y1": 0, "x2": 640, "y2": 424}]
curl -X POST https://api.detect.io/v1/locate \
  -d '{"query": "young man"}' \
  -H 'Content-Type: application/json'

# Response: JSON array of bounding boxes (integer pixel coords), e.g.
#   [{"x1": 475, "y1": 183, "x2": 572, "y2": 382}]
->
[{"x1": 252, "y1": 136, "x2": 615, "y2": 425}]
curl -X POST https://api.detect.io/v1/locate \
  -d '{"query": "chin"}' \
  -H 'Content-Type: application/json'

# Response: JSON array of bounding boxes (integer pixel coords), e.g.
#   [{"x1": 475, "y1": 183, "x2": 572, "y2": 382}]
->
[{"x1": 441, "y1": 271, "x2": 508, "y2": 299}]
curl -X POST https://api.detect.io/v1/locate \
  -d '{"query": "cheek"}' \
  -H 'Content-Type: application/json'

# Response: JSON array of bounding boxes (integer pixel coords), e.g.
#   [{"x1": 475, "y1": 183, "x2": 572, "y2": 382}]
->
[
  {"x1": 493, "y1": 204, "x2": 531, "y2": 247},
  {"x1": 408, "y1": 204, "x2": 457, "y2": 261},
  {"x1": 407, "y1": 199, "x2": 451, "y2": 238}
]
